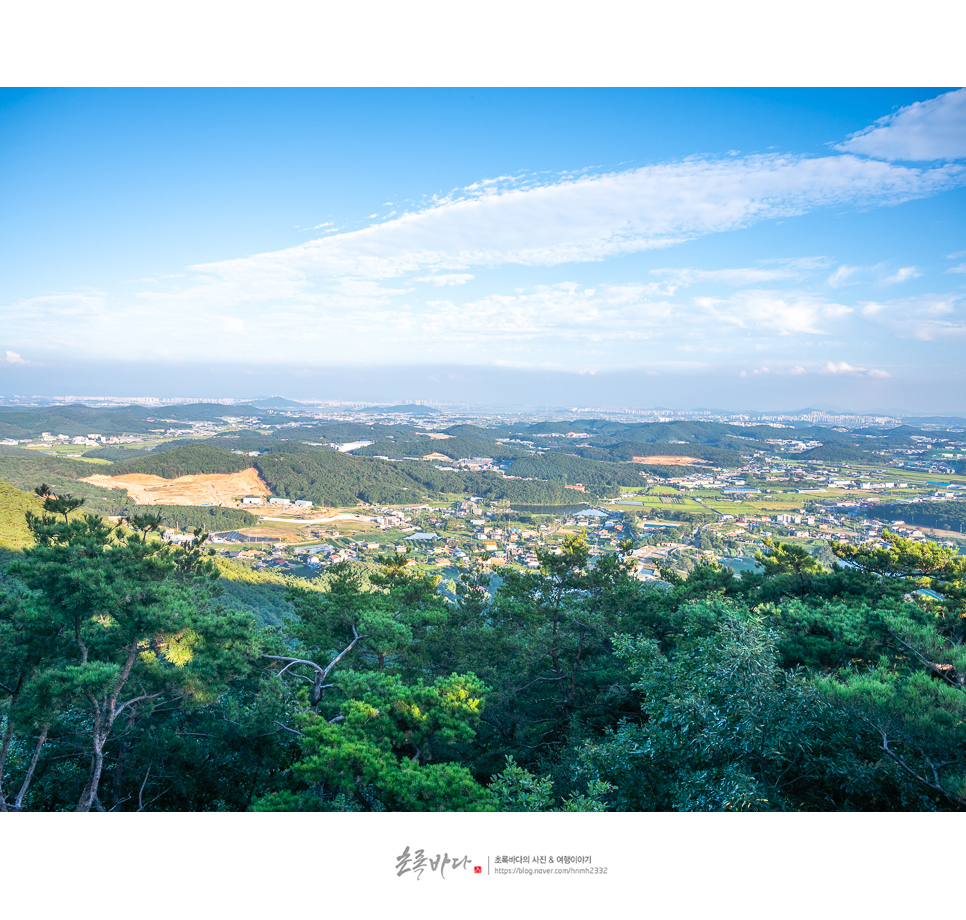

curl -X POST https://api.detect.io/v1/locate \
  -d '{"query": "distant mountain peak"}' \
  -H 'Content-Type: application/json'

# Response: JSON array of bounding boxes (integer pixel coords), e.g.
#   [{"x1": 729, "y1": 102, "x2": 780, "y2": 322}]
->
[{"x1": 250, "y1": 396, "x2": 306, "y2": 408}]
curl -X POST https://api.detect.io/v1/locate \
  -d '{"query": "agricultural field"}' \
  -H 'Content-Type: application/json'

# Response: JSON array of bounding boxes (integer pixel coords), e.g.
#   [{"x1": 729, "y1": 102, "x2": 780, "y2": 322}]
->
[{"x1": 22, "y1": 443, "x2": 114, "y2": 463}]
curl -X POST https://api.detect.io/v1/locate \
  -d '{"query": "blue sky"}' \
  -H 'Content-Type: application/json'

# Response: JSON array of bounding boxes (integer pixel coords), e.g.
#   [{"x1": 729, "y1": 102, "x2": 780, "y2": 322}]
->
[{"x1": 2, "y1": 88, "x2": 965, "y2": 411}]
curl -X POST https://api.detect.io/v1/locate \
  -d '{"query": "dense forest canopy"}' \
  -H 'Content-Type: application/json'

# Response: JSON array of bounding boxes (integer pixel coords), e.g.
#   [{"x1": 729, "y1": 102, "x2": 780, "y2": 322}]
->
[
  {"x1": 110, "y1": 444, "x2": 257, "y2": 478},
  {"x1": 120, "y1": 504, "x2": 260, "y2": 532},
  {"x1": 1, "y1": 488, "x2": 965, "y2": 812},
  {"x1": 0, "y1": 402, "x2": 274, "y2": 438},
  {"x1": 2, "y1": 403, "x2": 957, "y2": 455},
  {"x1": 354, "y1": 436, "x2": 528, "y2": 462},
  {"x1": 875, "y1": 501, "x2": 966, "y2": 533},
  {"x1": 0, "y1": 480, "x2": 43, "y2": 550},
  {"x1": 255, "y1": 450, "x2": 592, "y2": 506},
  {"x1": 0, "y1": 455, "x2": 132, "y2": 516},
  {"x1": 799, "y1": 445, "x2": 880, "y2": 463}
]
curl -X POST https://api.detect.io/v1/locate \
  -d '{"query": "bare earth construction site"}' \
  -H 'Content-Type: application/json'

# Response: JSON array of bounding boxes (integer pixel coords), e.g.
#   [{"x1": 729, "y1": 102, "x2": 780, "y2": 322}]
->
[
  {"x1": 80, "y1": 468, "x2": 272, "y2": 506},
  {"x1": 632, "y1": 455, "x2": 706, "y2": 465}
]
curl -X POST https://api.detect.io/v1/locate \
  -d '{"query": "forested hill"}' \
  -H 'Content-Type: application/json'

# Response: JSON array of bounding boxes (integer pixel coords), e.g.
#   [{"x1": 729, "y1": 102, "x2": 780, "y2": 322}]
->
[
  {"x1": 504, "y1": 453, "x2": 647, "y2": 489},
  {"x1": 799, "y1": 445, "x2": 877, "y2": 464},
  {"x1": 518, "y1": 419, "x2": 764, "y2": 447},
  {"x1": 110, "y1": 444, "x2": 257, "y2": 478},
  {"x1": 81, "y1": 446, "x2": 154, "y2": 462},
  {"x1": 0, "y1": 453, "x2": 129, "y2": 515},
  {"x1": 270, "y1": 422, "x2": 419, "y2": 442},
  {"x1": 875, "y1": 501, "x2": 966, "y2": 533},
  {"x1": 353, "y1": 436, "x2": 528, "y2": 462},
  {"x1": 443, "y1": 423, "x2": 515, "y2": 439},
  {"x1": 276, "y1": 419, "x2": 761, "y2": 465},
  {"x1": 360, "y1": 403, "x2": 440, "y2": 416},
  {"x1": 0, "y1": 479, "x2": 43, "y2": 549},
  {"x1": 6, "y1": 414, "x2": 960, "y2": 513},
  {"x1": 253, "y1": 448, "x2": 626, "y2": 506},
  {"x1": 0, "y1": 402, "x2": 273, "y2": 438},
  {"x1": 255, "y1": 449, "x2": 425, "y2": 506},
  {"x1": 1, "y1": 440, "x2": 658, "y2": 509},
  {"x1": 4, "y1": 403, "x2": 955, "y2": 449},
  {"x1": 121, "y1": 504, "x2": 260, "y2": 532},
  {"x1": 254, "y1": 450, "x2": 577, "y2": 506},
  {"x1": 510, "y1": 419, "x2": 941, "y2": 453},
  {"x1": 145, "y1": 403, "x2": 265, "y2": 422},
  {"x1": 572, "y1": 442, "x2": 743, "y2": 466},
  {"x1": 0, "y1": 405, "x2": 161, "y2": 438}
]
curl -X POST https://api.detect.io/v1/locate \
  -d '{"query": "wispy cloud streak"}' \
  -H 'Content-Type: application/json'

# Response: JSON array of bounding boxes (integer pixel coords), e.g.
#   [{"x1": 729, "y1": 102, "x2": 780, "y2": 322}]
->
[{"x1": 191, "y1": 154, "x2": 965, "y2": 286}]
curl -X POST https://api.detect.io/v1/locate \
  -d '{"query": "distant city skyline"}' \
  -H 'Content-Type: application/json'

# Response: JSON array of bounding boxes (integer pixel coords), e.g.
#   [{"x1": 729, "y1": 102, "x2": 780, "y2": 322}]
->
[{"x1": 2, "y1": 88, "x2": 965, "y2": 411}]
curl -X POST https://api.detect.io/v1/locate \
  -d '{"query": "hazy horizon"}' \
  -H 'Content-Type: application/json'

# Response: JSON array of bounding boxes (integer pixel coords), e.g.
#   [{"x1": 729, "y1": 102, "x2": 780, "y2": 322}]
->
[{"x1": 1, "y1": 359, "x2": 964, "y2": 418}]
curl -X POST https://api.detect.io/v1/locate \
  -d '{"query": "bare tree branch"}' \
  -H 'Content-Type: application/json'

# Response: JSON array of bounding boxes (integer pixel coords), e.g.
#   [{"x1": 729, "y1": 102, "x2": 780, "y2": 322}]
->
[
  {"x1": 263, "y1": 629, "x2": 367, "y2": 710},
  {"x1": 888, "y1": 630, "x2": 965, "y2": 692},
  {"x1": 138, "y1": 764, "x2": 152, "y2": 811},
  {"x1": 136, "y1": 788, "x2": 169, "y2": 812},
  {"x1": 13, "y1": 722, "x2": 49, "y2": 811},
  {"x1": 114, "y1": 691, "x2": 163, "y2": 720},
  {"x1": 869, "y1": 721, "x2": 966, "y2": 810},
  {"x1": 263, "y1": 654, "x2": 328, "y2": 674}
]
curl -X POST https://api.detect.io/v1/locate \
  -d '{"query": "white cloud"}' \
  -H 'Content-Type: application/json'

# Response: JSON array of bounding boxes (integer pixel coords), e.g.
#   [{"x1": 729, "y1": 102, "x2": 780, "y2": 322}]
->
[
  {"x1": 859, "y1": 292, "x2": 962, "y2": 333},
  {"x1": 0, "y1": 293, "x2": 112, "y2": 353},
  {"x1": 414, "y1": 273, "x2": 475, "y2": 286},
  {"x1": 190, "y1": 153, "x2": 965, "y2": 287},
  {"x1": 830, "y1": 263, "x2": 921, "y2": 288},
  {"x1": 855, "y1": 292, "x2": 966, "y2": 344},
  {"x1": 220, "y1": 316, "x2": 247, "y2": 335},
  {"x1": 649, "y1": 258, "x2": 826, "y2": 291},
  {"x1": 740, "y1": 363, "x2": 816, "y2": 377},
  {"x1": 400, "y1": 284, "x2": 853, "y2": 365},
  {"x1": 822, "y1": 361, "x2": 891, "y2": 378},
  {"x1": 883, "y1": 266, "x2": 920, "y2": 284},
  {"x1": 828, "y1": 265, "x2": 861, "y2": 288},
  {"x1": 700, "y1": 290, "x2": 851, "y2": 335},
  {"x1": 0, "y1": 279, "x2": 866, "y2": 368},
  {"x1": 3, "y1": 350, "x2": 29, "y2": 365},
  {"x1": 912, "y1": 321, "x2": 966, "y2": 340},
  {"x1": 836, "y1": 89, "x2": 966, "y2": 162},
  {"x1": 1, "y1": 291, "x2": 107, "y2": 318},
  {"x1": 947, "y1": 264, "x2": 966, "y2": 274}
]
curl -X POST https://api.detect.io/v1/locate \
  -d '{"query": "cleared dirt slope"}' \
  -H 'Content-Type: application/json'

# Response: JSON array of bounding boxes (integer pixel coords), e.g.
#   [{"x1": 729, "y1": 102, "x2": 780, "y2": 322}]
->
[
  {"x1": 632, "y1": 455, "x2": 707, "y2": 465},
  {"x1": 80, "y1": 467, "x2": 271, "y2": 506}
]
